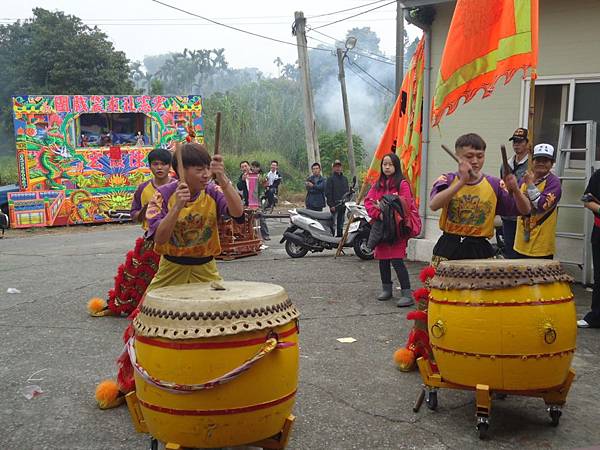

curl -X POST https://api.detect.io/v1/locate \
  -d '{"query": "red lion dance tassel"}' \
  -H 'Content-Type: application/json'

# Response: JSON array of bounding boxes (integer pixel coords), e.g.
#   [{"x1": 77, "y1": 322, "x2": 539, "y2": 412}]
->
[{"x1": 393, "y1": 265, "x2": 437, "y2": 372}]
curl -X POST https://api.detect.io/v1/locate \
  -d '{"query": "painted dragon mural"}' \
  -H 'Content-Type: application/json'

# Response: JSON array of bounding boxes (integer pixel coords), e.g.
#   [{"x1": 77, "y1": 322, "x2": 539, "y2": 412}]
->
[{"x1": 9, "y1": 95, "x2": 203, "y2": 228}]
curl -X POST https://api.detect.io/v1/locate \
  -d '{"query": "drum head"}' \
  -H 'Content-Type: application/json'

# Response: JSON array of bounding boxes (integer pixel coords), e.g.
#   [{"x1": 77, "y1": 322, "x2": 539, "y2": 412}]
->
[
  {"x1": 134, "y1": 281, "x2": 299, "y2": 339},
  {"x1": 431, "y1": 259, "x2": 573, "y2": 290}
]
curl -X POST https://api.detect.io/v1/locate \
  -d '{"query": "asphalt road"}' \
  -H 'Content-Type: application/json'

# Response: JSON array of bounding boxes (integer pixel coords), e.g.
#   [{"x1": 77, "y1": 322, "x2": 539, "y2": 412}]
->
[{"x1": 1, "y1": 220, "x2": 599, "y2": 450}]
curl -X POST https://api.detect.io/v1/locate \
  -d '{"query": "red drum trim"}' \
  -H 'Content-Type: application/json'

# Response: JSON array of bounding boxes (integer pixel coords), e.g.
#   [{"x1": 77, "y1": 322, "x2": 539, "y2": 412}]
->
[
  {"x1": 138, "y1": 390, "x2": 296, "y2": 416},
  {"x1": 136, "y1": 326, "x2": 297, "y2": 350}
]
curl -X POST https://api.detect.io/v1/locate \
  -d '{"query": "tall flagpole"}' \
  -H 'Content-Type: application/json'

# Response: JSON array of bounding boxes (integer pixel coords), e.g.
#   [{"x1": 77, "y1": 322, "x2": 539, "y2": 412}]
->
[{"x1": 527, "y1": 70, "x2": 537, "y2": 169}]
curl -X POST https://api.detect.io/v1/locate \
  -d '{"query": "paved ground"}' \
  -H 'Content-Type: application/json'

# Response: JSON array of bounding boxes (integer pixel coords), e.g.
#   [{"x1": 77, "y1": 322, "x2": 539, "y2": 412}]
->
[{"x1": 1, "y1": 220, "x2": 599, "y2": 450}]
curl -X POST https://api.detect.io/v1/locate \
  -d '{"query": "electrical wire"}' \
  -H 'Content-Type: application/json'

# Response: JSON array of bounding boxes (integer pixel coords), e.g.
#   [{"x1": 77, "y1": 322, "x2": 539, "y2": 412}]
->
[
  {"x1": 149, "y1": 0, "x2": 331, "y2": 52},
  {"x1": 307, "y1": 0, "x2": 390, "y2": 19},
  {"x1": 346, "y1": 64, "x2": 393, "y2": 97},
  {"x1": 347, "y1": 59, "x2": 395, "y2": 95},
  {"x1": 310, "y1": 0, "x2": 397, "y2": 30},
  {"x1": 306, "y1": 27, "x2": 396, "y2": 66}
]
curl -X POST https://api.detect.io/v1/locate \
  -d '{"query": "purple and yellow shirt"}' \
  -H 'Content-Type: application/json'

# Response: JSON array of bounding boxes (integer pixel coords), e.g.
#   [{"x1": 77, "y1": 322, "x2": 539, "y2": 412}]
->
[
  {"x1": 430, "y1": 173, "x2": 520, "y2": 239},
  {"x1": 131, "y1": 179, "x2": 159, "y2": 231},
  {"x1": 146, "y1": 181, "x2": 230, "y2": 257}
]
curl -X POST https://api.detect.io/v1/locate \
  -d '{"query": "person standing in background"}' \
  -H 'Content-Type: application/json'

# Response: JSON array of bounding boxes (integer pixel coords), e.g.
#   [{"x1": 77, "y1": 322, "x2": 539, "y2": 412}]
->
[
  {"x1": 325, "y1": 160, "x2": 349, "y2": 237},
  {"x1": 305, "y1": 162, "x2": 326, "y2": 211}
]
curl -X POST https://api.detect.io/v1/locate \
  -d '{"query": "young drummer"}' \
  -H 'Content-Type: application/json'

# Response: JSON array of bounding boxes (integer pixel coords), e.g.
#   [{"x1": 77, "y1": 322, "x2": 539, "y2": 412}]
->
[
  {"x1": 429, "y1": 133, "x2": 531, "y2": 265},
  {"x1": 95, "y1": 143, "x2": 244, "y2": 409},
  {"x1": 88, "y1": 148, "x2": 172, "y2": 317},
  {"x1": 513, "y1": 144, "x2": 562, "y2": 259}
]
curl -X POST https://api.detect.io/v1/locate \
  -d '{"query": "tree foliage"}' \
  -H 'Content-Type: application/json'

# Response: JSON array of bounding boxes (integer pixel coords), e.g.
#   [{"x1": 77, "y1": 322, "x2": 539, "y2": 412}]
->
[{"x1": 0, "y1": 8, "x2": 134, "y2": 153}]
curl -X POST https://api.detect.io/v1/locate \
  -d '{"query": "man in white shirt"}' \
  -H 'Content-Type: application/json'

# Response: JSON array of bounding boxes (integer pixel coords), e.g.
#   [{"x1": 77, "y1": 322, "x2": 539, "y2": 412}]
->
[{"x1": 265, "y1": 160, "x2": 281, "y2": 210}]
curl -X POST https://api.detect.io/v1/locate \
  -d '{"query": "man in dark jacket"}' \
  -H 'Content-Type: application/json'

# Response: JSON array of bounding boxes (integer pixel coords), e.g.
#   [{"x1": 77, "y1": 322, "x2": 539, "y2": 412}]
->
[
  {"x1": 305, "y1": 162, "x2": 326, "y2": 211},
  {"x1": 325, "y1": 160, "x2": 349, "y2": 237},
  {"x1": 236, "y1": 160, "x2": 250, "y2": 206}
]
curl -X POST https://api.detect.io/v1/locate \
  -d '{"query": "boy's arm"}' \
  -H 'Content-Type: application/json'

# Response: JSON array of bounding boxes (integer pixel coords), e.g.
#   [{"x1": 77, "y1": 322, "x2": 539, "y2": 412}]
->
[
  {"x1": 430, "y1": 161, "x2": 470, "y2": 211},
  {"x1": 212, "y1": 155, "x2": 244, "y2": 219},
  {"x1": 130, "y1": 183, "x2": 145, "y2": 222},
  {"x1": 153, "y1": 183, "x2": 189, "y2": 245}
]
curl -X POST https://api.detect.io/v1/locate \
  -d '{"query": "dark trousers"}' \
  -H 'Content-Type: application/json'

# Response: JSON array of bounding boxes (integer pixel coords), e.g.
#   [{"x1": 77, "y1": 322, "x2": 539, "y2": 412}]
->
[
  {"x1": 501, "y1": 218, "x2": 518, "y2": 258},
  {"x1": 306, "y1": 205, "x2": 323, "y2": 211},
  {"x1": 584, "y1": 227, "x2": 600, "y2": 326},
  {"x1": 265, "y1": 187, "x2": 276, "y2": 208},
  {"x1": 379, "y1": 259, "x2": 411, "y2": 289},
  {"x1": 335, "y1": 205, "x2": 345, "y2": 237}
]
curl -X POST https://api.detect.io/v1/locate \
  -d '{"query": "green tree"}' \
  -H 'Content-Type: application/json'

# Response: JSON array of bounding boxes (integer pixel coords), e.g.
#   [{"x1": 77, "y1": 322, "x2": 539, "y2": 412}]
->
[
  {"x1": 0, "y1": 8, "x2": 134, "y2": 153},
  {"x1": 318, "y1": 130, "x2": 366, "y2": 174}
]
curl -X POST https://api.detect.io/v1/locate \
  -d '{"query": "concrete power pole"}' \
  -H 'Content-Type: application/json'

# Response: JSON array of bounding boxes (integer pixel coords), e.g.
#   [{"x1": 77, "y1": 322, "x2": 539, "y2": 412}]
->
[
  {"x1": 293, "y1": 11, "x2": 320, "y2": 171},
  {"x1": 336, "y1": 48, "x2": 357, "y2": 181},
  {"x1": 395, "y1": 1, "x2": 405, "y2": 95}
]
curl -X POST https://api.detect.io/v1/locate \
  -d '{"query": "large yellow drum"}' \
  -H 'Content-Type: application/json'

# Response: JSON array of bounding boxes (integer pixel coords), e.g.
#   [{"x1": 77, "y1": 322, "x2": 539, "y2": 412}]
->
[
  {"x1": 127, "y1": 281, "x2": 299, "y2": 448},
  {"x1": 428, "y1": 259, "x2": 576, "y2": 391}
]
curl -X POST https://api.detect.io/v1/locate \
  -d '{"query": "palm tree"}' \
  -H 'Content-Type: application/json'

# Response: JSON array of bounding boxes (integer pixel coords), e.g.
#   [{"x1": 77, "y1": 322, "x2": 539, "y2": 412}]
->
[{"x1": 273, "y1": 57, "x2": 284, "y2": 76}]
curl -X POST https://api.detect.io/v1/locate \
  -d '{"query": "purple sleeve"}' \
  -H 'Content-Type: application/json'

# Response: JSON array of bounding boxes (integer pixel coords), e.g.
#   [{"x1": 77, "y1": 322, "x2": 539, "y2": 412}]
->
[
  {"x1": 206, "y1": 183, "x2": 233, "y2": 219},
  {"x1": 130, "y1": 181, "x2": 148, "y2": 216},
  {"x1": 488, "y1": 175, "x2": 519, "y2": 216},
  {"x1": 429, "y1": 172, "x2": 456, "y2": 201},
  {"x1": 537, "y1": 173, "x2": 562, "y2": 212}
]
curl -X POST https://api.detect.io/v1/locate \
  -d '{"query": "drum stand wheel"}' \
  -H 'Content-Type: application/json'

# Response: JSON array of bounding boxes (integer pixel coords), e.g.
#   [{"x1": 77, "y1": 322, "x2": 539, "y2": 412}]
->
[{"x1": 548, "y1": 405, "x2": 562, "y2": 427}]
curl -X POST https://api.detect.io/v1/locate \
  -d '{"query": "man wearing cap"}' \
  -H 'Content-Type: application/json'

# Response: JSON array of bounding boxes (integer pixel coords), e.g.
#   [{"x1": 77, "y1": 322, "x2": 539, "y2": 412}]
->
[
  {"x1": 513, "y1": 143, "x2": 562, "y2": 259},
  {"x1": 500, "y1": 128, "x2": 531, "y2": 258},
  {"x1": 325, "y1": 160, "x2": 349, "y2": 237}
]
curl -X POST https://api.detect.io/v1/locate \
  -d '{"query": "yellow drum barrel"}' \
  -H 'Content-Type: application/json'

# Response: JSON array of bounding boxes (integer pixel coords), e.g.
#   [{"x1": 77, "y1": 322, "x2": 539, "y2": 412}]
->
[
  {"x1": 428, "y1": 259, "x2": 576, "y2": 391},
  {"x1": 128, "y1": 281, "x2": 299, "y2": 448}
]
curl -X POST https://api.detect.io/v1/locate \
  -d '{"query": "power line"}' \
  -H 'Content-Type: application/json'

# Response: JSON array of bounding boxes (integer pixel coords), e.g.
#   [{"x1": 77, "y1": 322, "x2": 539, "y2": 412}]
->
[
  {"x1": 311, "y1": 0, "x2": 397, "y2": 30},
  {"x1": 307, "y1": 0, "x2": 389, "y2": 19},
  {"x1": 149, "y1": 0, "x2": 331, "y2": 52},
  {"x1": 346, "y1": 64, "x2": 392, "y2": 97},
  {"x1": 347, "y1": 59, "x2": 395, "y2": 95},
  {"x1": 306, "y1": 28, "x2": 395, "y2": 66}
]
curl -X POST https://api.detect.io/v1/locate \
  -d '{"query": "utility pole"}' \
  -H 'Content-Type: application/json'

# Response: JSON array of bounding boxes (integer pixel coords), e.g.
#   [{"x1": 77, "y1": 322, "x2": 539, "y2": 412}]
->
[
  {"x1": 293, "y1": 11, "x2": 320, "y2": 171},
  {"x1": 395, "y1": 1, "x2": 405, "y2": 95},
  {"x1": 336, "y1": 47, "x2": 357, "y2": 181}
]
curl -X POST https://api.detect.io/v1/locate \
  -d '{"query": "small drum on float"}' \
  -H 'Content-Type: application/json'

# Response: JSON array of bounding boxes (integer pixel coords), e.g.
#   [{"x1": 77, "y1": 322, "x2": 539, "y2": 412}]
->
[
  {"x1": 415, "y1": 259, "x2": 576, "y2": 438},
  {"x1": 125, "y1": 281, "x2": 299, "y2": 449}
]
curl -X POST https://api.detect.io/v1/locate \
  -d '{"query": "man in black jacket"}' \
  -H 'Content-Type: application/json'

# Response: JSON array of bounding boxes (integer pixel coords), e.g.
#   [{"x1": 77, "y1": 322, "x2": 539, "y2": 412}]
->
[
  {"x1": 305, "y1": 162, "x2": 326, "y2": 211},
  {"x1": 325, "y1": 160, "x2": 349, "y2": 237},
  {"x1": 236, "y1": 160, "x2": 250, "y2": 206}
]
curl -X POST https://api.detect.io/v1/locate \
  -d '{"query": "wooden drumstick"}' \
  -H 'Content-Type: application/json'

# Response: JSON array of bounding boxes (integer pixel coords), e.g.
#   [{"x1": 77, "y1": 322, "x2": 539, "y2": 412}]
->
[
  {"x1": 175, "y1": 141, "x2": 186, "y2": 185},
  {"x1": 441, "y1": 144, "x2": 475, "y2": 178},
  {"x1": 500, "y1": 144, "x2": 511, "y2": 178},
  {"x1": 214, "y1": 111, "x2": 222, "y2": 155}
]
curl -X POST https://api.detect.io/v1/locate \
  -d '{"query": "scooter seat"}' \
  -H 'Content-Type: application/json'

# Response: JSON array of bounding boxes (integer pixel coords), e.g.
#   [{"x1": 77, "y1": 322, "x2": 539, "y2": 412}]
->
[{"x1": 296, "y1": 208, "x2": 333, "y2": 221}]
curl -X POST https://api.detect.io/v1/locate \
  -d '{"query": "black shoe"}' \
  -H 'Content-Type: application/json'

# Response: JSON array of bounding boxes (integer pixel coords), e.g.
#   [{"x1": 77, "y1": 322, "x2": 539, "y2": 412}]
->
[{"x1": 263, "y1": 236, "x2": 271, "y2": 241}]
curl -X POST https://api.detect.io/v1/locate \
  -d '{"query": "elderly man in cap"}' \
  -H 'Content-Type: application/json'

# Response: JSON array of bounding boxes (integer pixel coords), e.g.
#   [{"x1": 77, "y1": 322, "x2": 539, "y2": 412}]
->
[
  {"x1": 513, "y1": 143, "x2": 562, "y2": 259},
  {"x1": 325, "y1": 159, "x2": 350, "y2": 237},
  {"x1": 500, "y1": 127, "x2": 530, "y2": 258}
]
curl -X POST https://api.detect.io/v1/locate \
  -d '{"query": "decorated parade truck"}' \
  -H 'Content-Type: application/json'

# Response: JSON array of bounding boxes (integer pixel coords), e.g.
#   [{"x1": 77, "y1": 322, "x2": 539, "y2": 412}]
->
[{"x1": 8, "y1": 94, "x2": 203, "y2": 228}]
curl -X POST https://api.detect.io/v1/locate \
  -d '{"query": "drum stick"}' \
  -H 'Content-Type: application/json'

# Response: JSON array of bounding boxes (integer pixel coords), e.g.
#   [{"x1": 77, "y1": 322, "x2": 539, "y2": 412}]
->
[
  {"x1": 214, "y1": 112, "x2": 222, "y2": 155},
  {"x1": 175, "y1": 141, "x2": 186, "y2": 185},
  {"x1": 441, "y1": 144, "x2": 475, "y2": 178},
  {"x1": 500, "y1": 145, "x2": 511, "y2": 179}
]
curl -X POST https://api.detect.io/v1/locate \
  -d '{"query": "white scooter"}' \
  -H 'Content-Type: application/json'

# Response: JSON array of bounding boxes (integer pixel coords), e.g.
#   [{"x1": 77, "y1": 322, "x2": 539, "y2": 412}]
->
[{"x1": 280, "y1": 182, "x2": 373, "y2": 260}]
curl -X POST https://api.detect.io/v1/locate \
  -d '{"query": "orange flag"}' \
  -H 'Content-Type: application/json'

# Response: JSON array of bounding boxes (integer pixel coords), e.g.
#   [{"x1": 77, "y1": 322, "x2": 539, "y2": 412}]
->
[
  {"x1": 366, "y1": 38, "x2": 425, "y2": 203},
  {"x1": 431, "y1": 0, "x2": 538, "y2": 126}
]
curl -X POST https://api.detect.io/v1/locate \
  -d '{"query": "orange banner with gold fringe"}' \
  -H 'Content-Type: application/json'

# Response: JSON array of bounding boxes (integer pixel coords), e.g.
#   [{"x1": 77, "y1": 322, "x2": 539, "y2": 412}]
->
[
  {"x1": 431, "y1": 0, "x2": 538, "y2": 126},
  {"x1": 365, "y1": 38, "x2": 425, "y2": 203}
]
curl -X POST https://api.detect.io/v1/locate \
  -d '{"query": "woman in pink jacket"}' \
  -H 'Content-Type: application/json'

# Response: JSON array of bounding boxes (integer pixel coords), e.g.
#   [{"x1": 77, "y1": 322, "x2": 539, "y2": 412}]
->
[{"x1": 365, "y1": 153, "x2": 415, "y2": 307}]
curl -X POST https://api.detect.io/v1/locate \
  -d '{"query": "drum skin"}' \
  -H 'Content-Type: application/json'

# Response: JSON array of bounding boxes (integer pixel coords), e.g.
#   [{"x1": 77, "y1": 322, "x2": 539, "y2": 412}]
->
[
  {"x1": 428, "y1": 262, "x2": 576, "y2": 391},
  {"x1": 131, "y1": 282, "x2": 299, "y2": 448}
]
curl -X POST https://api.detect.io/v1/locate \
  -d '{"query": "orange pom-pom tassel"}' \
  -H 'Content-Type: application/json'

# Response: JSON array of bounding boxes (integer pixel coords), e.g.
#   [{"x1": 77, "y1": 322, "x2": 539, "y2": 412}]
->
[
  {"x1": 87, "y1": 297, "x2": 107, "y2": 314},
  {"x1": 95, "y1": 380, "x2": 122, "y2": 409},
  {"x1": 393, "y1": 348, "x2": 416, "y2": 372}
]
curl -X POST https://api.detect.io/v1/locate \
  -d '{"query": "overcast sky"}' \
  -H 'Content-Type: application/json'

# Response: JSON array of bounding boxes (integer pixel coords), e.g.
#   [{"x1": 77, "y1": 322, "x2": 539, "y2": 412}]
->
[{"x1": 2, "y1": 0, "x2": 421, "y2": 76}]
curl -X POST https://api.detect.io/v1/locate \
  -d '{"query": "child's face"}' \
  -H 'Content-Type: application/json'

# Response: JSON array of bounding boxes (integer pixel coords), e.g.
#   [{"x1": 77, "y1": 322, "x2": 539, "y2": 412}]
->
[
  {"x1": 270, "y1": 162, "x2": 278, "y2": 172},
  {"x1": 381, "y1": 156, "x2": 395, "y2": 177},
  {"x1": 184, "y1": 165, "x2": 211, "y2": 192},
  {"x1": 456, "y1": 146, "x2": 485, "y2": 175},
  {"x1": 251, "y1": 165, "x2": 260, "y2": 173},
  {"x1": 532, "y1": 156, "x2": 553, "y2": 178},
  {"x1": 150, "y1": 160, "x2": 170, "y2": 180}
]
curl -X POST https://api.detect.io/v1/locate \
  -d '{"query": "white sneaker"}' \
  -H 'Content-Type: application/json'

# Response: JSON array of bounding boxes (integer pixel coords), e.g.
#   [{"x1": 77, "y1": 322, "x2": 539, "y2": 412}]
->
[{"x1": 577, "y1": 319, "x2": 590, "y2": 328}]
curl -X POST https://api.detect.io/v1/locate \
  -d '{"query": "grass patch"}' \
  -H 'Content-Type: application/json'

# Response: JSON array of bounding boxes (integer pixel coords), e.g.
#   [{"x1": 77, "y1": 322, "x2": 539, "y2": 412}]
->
[{"x1": 0, "y1": 154, "x2": 18, "y2": 186}]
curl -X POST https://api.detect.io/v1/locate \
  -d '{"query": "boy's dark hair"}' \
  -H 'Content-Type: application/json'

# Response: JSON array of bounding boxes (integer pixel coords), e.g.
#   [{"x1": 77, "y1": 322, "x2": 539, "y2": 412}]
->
[
  {"x1": 271, "y1": 160, "x2": 278, "y2": 165},
  {"x1": 171, "y1": 143, "x2": 211, "y2": 177},
  {"x1": 147, "y1": 148, "x2": 172, "y2": 166},
  {"x1": 311, "y1": 162, "x2": 321, "y2": 169},
  {"x1": 376, "y1": 152, "x2": 405, "y2": 192},
  {"x1": 239, "y1": 160, "x2": 250, "y2": 167},
  {"x1": 250, "y1": 160, "x2": 261, "y2": 168},
  {"x1": 455, "y1": 133, "x2": 486, "y2": 151}
]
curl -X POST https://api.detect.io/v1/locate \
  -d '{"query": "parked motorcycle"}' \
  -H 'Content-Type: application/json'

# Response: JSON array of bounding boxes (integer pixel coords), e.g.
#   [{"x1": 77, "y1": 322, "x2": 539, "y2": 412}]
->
[{"x1": 280, "y1": 181, "x2": 373, "y2": 260}]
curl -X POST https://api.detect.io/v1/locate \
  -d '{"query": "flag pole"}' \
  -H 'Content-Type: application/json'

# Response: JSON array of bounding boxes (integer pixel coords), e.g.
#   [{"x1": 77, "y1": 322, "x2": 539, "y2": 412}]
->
[{"x1": 527, "y1": 69, "x2": 537, "y2": 169}]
